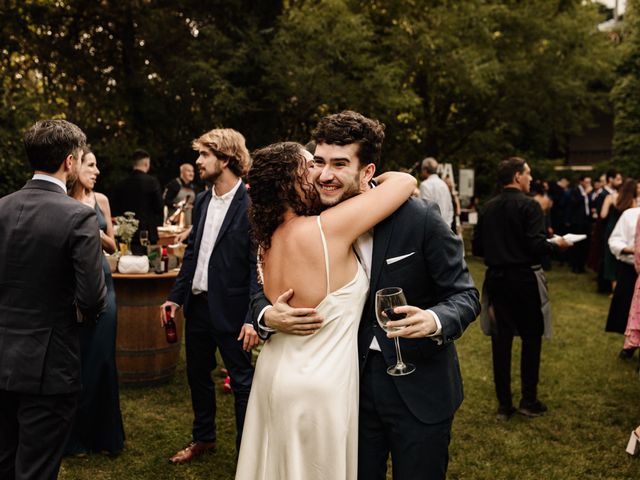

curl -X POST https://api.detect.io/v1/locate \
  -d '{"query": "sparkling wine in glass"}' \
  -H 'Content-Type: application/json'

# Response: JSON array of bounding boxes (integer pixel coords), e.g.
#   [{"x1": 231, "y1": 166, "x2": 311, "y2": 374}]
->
[{"x1": 375, "y1": 287, "x2": 416, "y2": 376}]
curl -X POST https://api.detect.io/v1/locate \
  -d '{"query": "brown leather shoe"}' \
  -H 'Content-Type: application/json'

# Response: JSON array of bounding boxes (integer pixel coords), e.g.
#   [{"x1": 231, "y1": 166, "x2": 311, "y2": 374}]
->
[{"x1": 169, "y1": 441, "x2": 216, "y2": 464}]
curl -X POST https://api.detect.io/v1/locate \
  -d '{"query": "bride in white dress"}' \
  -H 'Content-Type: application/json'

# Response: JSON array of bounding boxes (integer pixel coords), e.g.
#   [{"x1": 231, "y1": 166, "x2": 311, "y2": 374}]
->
[{"x1": 235, "y1": 142, "x2": 415, "y2": 480}]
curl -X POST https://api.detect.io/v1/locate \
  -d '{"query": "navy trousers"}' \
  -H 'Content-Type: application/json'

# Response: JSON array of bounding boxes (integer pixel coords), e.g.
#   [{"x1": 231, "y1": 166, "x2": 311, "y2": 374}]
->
[
  {"x1": 358, "y1": 351, "x2": 453, "y2": 480},
  {"x1": 185, "y1": 294, "x2": 254, "y2": 452}
]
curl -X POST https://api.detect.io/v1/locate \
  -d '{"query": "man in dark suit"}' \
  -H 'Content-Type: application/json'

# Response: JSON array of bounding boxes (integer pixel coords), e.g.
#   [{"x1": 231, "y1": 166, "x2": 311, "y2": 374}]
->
[
  {"x1": 160, "y1": 128, "x2": 260, "y2": 464},
  {"x1": 253, "y1": 111, "x2": 480, "y2": 479},
  {"x1": 112, "y1": 149, "x2": 163, "y2": 246},
  {"x1": 591, "y1": 169, "x2": 622, "y2": 293},
  {"x1": 0, "y1": 119, "x2": 107, "y2": 480},
  {"x1": 566, "y1": 175, "x2": 592, "y2": 273}
]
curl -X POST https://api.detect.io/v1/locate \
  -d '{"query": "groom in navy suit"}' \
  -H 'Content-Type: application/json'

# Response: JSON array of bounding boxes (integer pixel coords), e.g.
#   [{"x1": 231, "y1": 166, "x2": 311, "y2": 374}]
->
[
  {"x1": 252, "y1": 111, "x2": 480, "y2": 479},
  {"x1": 162, "y1": 128, "x2": 260, "y2": 464}
]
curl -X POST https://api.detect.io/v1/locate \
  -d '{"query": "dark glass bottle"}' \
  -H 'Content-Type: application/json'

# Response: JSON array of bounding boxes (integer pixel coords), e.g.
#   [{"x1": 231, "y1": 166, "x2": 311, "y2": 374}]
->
[
  {"x1": 164, "y1": 306, "x2": 177, "y2": 344},
  {"x1": 160, "y1": 246, "x2": 169, "y2": 273}
]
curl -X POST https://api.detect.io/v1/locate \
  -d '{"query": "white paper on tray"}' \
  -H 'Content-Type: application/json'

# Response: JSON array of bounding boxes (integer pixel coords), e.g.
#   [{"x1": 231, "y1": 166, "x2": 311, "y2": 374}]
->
[{"x1": 547, "y1": 233, "x2": 587, "y2": 245}]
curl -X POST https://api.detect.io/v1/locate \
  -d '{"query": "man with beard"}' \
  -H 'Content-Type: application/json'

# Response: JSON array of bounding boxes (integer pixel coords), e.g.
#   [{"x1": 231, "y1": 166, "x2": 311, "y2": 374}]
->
[
  {"x1": 160, "y1": 128, "x2": 260, "y2": 464},
  {"x1": 252, "y1": 111, "x2": 480, "y2": 479},
  {"x1": 0, "y1": 119, "x2": 106, "y2": 479}
]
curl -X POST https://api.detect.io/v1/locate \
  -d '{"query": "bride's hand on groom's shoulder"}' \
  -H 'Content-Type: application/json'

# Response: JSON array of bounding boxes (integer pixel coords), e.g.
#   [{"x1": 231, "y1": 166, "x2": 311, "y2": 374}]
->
[
  {"x1": 386, "y1": 306, "x2": 437, "y2": 339},
  {"x1": 264, "y1": 289, "x2": 323, "y2": 336}
]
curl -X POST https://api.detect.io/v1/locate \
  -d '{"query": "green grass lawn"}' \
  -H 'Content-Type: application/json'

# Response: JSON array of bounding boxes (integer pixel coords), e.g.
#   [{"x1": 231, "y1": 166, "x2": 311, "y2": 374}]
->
[{"x1": 59, "y1": 257, "x2": 640, "y2": 479}]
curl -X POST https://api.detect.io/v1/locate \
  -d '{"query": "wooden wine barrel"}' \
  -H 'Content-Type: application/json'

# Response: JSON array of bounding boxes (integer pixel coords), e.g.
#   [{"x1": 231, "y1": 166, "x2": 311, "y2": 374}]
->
[{"x1": 112, "y1": 271, "x2": 184, "y2": 386}]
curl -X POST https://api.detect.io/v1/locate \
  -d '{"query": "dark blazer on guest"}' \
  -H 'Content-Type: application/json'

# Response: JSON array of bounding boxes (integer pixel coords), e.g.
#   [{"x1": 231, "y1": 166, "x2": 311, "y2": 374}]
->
[
  {"x1": 112, "y1": 170, "x2": 163, "y2": 244},
  {"x1": 0, "y1": 180, "x2": 107, "y2": 395},
  {"x1": 168, "y1": 182, "x2": 259, "y2": 332},
  {"x1": 567, "y1": 186, "x2": 591, "y2": 233},
  {"x1": 251, "y1": 198, "x2": 480, "y2": 424}
]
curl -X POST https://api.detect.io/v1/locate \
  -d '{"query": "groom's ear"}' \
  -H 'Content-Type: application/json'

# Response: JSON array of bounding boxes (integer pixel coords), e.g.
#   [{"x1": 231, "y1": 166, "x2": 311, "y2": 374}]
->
[{"x1": 360, "y1": 163, "x2": 376, "y2": 188}]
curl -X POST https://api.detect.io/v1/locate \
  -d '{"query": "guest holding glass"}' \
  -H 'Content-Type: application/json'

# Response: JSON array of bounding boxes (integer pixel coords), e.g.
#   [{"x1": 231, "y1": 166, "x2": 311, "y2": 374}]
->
[{"x1": 66, "y1": 147, "x2": 125, "y2": 456}]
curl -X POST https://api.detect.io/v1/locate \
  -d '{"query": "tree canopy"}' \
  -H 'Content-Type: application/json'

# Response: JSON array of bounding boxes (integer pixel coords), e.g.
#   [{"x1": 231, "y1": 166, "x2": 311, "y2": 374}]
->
[
  {"x1": 612, "y1": 0, "x2": 640, "y2": 177},
  {"x1": 0, "y1": 0, "x2": 619, "y2": 197}
]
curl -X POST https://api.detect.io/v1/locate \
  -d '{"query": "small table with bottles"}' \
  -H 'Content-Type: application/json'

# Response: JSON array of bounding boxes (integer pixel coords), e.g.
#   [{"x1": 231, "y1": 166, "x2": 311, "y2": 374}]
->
[{"x1": 112, "y1": 270, "x2": 185, "y2": 386}]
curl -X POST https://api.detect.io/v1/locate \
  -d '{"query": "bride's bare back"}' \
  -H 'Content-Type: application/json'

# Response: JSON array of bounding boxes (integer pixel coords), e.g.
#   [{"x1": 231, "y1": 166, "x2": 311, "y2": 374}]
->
[{"x1": 262, "y1": 215, "x2": 358, "y2": 308}]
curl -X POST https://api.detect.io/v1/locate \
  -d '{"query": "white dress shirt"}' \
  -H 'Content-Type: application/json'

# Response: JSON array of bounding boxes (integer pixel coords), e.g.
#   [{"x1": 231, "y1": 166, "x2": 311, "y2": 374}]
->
[
  {"x1": 419, "y1": 175, "x2": 454, "y2": 226},
  {"x1": 192, "y1": 179, "x2": 242, "y2": 294},
  {"x1": 32, "y1": 174, "x2": 67, "y2": 193},
  {"x1": 609, "y1": 207, "x2": 640, "y2": 266}
]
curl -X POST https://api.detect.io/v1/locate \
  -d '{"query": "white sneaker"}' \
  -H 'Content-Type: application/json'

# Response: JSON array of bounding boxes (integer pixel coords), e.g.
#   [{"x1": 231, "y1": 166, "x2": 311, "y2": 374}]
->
[{"x1": 626, "y1": 428, "x2": 640, "y2": 456}]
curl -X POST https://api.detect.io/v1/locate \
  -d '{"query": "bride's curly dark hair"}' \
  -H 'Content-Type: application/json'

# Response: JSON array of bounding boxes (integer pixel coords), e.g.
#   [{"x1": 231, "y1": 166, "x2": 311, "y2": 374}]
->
[{"x1": 248, "y1": 142, "x2": 319, "y2": 252}]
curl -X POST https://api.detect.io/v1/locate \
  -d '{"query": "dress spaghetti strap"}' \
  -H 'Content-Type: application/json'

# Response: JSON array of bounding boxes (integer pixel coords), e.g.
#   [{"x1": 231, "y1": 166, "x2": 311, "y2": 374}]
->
[{"x1": 316, "y1": 216, "x2": 331, "y2": 296}]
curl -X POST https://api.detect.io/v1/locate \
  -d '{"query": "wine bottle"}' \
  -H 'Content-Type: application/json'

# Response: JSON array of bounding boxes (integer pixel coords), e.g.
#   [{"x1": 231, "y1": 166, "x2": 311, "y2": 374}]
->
[
  {"x1": 160, "y1": 246, "x2": 169, "y2": 273},
  {"x1": 164, "y1": 306, "x2": 177, "y2": 344}
]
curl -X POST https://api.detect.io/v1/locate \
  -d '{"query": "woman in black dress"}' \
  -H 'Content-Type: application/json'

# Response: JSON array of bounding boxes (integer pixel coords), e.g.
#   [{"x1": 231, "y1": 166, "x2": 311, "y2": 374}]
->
[{"x1": 66, "y1": 148, "x2": 125, "y2": 455}]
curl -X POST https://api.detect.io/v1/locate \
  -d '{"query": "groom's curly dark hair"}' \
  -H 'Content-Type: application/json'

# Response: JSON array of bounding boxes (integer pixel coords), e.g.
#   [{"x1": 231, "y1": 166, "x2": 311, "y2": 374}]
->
[
  {"x1": 312, "y1": 110, "x2": 385, "y2": 168},
  {"x1": 248, "y1": 142, "x2": 319, "y2": 252}
]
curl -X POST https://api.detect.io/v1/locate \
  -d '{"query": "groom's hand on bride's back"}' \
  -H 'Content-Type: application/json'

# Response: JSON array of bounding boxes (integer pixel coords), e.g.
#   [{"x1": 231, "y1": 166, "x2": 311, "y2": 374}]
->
[{"x1": 264, "y1": 289, "x2": 323, "y2": 336}]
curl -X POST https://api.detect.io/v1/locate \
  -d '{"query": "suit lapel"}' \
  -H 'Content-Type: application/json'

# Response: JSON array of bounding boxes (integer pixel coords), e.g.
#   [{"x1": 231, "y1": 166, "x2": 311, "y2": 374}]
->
[
  {"x1": 192, "y1": 190, "x2": 212, "y2": 259},
  {"x1": 213, "y1": 183, "x2": 245, "y2": 250},
  {"x1": 368, "y1": 214, "x2": 395, "y2": 306}
]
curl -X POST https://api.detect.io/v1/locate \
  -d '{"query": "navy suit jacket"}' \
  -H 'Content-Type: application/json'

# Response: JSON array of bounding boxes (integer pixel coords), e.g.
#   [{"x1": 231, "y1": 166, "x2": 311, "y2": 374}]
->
[
  {"x1": 567, "y1": 187, "x2": 591, "y2": 232},
  {"x1": 251, "y1": 198, "x2": 480, "y2": 424},
  {"x1": 168, "y1": 182, "x2": 259, "y2": 333}
]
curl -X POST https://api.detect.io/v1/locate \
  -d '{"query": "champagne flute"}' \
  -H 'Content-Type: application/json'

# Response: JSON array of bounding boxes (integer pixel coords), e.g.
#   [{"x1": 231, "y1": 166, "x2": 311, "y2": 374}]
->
[{"x1": 375, "y1": 287, "x2": 416, "y2": 376}]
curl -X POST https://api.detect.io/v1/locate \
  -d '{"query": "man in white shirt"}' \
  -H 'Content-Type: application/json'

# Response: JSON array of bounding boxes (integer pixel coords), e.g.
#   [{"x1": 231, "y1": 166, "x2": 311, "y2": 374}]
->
[
  {"x1": 160, "y1": 128, "x2": 259, "y2": 464},
  {"x1": 419, "y1": 157, "x2": 454, "y2": 229}
]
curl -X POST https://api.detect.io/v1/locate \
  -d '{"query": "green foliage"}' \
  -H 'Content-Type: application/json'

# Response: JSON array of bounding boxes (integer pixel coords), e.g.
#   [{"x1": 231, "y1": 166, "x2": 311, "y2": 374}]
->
[
  {"x1": 360, "y1": 0, "x2": 616, "y2": 195},
  {"x1": 258, "y1": 0, "x2": 419, "y2": 144},
  {"x1": 612, "y1": 0, "x2": 640, "y2": 178},
  {"x1": 0, "y1": 0, "x2": 620, "y2": 199}
]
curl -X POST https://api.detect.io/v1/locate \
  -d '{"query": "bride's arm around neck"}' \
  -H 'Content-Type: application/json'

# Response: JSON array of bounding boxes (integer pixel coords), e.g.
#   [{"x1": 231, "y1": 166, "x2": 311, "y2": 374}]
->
[{"x1": 319, "y1": 171, "x2": 416, "y2": 245}]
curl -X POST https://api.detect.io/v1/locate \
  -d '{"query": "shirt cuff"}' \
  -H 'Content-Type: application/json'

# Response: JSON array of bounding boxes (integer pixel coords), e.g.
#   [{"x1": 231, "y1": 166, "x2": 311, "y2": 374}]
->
[
  {"x1": 257, "y1": 305, "x2": 277, "y2": 333},
  {"x1": 426, "y1": 309, "x2": 443, "y2": 344}
]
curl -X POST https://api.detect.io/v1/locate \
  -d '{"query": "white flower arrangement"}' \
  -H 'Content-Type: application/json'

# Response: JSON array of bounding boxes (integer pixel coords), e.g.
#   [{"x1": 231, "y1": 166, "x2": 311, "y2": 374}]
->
[{"x1": 115, "y1": 211, "x2": 139, "y2": 244}]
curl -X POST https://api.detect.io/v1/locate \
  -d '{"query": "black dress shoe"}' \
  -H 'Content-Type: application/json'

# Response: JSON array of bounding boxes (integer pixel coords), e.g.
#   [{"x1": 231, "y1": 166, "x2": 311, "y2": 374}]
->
[
  {"x1": 518, "y1": 400, "x2": 548, "y2": 417},
  {"x1": 619, "y1": 348, "x2": 636, "y2": 360},
  {"x1": 496, "y1": 405, "x2": 517, "y2": 421}
]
